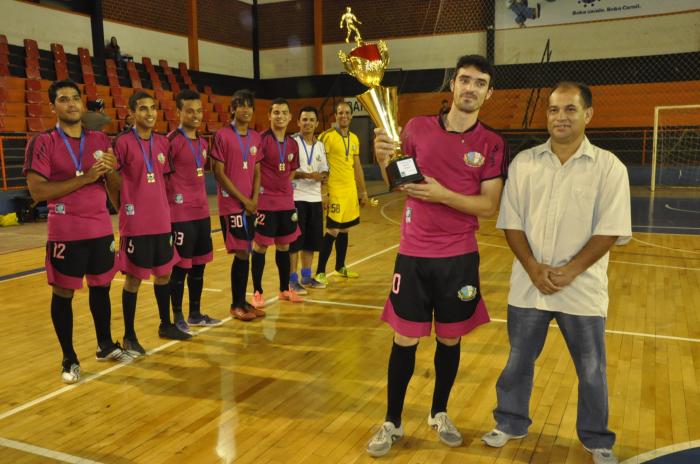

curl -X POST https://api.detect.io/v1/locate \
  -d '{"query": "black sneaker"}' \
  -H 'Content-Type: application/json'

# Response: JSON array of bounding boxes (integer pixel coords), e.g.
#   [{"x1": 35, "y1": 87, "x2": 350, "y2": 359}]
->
[
  {"x1": 96, "y1": 342, "x2": 134, "y2": 363},
  {"x1": 159, "y1": 323, "x2": 192, "y2": 340},
  {"x1": 122, "y1": 336, "x2": 147, "y2": 357}
]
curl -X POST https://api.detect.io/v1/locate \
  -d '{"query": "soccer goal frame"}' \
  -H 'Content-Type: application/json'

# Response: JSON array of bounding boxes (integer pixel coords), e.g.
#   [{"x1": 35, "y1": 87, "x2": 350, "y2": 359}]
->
[{"x1": 650, "y1": 104, "x2": 700, "y2": 191}]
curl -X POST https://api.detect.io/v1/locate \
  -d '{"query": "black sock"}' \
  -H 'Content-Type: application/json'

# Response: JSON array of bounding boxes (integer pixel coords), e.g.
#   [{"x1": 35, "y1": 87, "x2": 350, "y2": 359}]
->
[
  {"x1": 231, "y1": 257, "x2": 246, "y2": 307},
  {"x1": 188, "y1": 264, "x2": 205, "y2": 317},
  {"x1": 122, "y1": 289, "x2": 137, "y2": 340},
  {"x1": 275, "y1": 250, "x2": 290, "y2": 292},
  {"x1": 316, "y1": 233, "x2": 336, "y2": 275},
  {"x1": 431, "y1": 340, "x2": 461, "y2": 417},
  {"x1": 334, "y1": 232, "x2": 348, "y2": 270},
  {"x1": 251, "y1": 251, "x2": 266, "y2": 294},
  {"x1": 170, "y1": 266, "x2": 187, "y2": 320},
  {"x1": 154, "y1": 283, "x2": 171, "y2": 326},
  {"x1": 88, "y1": 285, "x2": 113, "y2": 351},
  {"x1": 51, "y1": 293, "x2": 77, "y2": 363},
  {"x1": 386, "y1": 341, "x2": 418, "y2": 428}
]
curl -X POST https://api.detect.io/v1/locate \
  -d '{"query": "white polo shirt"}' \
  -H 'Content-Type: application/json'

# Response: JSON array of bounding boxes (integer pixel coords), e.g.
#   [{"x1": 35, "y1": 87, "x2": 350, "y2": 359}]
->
[
  {"x1": 292, "y1": 134, "x2": 329, "y2": 203},
  {"x1": 497, "y1": 137, "x2": 632, "y2": 317}
]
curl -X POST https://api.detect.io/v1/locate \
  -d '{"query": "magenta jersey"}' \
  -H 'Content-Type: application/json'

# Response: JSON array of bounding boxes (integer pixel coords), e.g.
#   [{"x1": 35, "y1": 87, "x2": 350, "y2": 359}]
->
[
  {"x1": 398, "y1": 116, "x2": 507, "y2": 258},
  {"x1": 113, "y1": 129, "x2": 173, "y2": 237},
  {"x1": 257, "y1": 130, "x2": 299, "y2": 211},
  {"x1": 23, "y1": 128, "x2": 113, "y2": 242},
  {"x1": 210, "y1": 124, "x2": 262, "y2": 215},
  {"x1": 165, "y1": 129, "x2": 210, "y2": 222}
]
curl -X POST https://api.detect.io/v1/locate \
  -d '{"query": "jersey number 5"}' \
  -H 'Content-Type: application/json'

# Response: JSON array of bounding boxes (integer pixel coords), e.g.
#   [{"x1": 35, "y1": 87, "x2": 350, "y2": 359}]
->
[{"x1": 127, "y1": 239, "x2": 135, "y2": 254}]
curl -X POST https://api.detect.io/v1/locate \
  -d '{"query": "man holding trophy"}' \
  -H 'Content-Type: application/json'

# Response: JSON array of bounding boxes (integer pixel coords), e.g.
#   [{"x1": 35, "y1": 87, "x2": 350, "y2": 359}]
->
[{"x1": 343, "y1": 28, "x2": 508, "y2": 454}]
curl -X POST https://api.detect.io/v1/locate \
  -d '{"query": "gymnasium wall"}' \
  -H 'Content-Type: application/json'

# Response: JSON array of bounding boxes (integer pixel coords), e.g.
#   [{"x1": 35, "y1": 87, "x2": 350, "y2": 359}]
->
[{"x1": 1, "y1": 0, "x2": 254, "y2": 77}]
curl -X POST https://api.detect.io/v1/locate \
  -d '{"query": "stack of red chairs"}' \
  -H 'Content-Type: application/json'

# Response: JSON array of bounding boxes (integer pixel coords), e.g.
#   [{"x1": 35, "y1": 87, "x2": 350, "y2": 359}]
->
[
  {"x1": 50, "y1": 43, "x2": 69, "y2": 80},
  {"x1": 125, "y1": 61, "x2": 142, "y2": 89},
  {"x1": 160, "y1": 59, "x2": 180, "y2": 93},
  {"x1": 24, "y1": 39, "x2": 41, "y2": 80},
  {"x1": 78, "y1": 47, "x2": 96, "y2": 88},
  {"x1": 178, "y1": 62, "x2": 197, "y2": 91},
  {"x1": 0, "y1": 35, "x2": 9, "y2": 76},
  {"x1": 142, "y1": 57, "x2": 164, "y2": 91}
]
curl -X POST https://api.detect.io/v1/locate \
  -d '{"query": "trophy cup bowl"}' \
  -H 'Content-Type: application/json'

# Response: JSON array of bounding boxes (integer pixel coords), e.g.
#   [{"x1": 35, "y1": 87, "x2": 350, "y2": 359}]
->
[{"x1": 339, "y1": 41, "x2": 424, "y2": 191}]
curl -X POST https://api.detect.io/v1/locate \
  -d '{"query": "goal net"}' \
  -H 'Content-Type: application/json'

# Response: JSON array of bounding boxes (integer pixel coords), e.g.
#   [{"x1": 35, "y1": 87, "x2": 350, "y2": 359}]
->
[{"x1": 651, "y1": 104, "x2": 700, "y2": 191}]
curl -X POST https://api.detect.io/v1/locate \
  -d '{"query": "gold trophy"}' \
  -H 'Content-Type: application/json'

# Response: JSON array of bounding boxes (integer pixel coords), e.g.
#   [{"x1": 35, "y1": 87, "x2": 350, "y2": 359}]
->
[{"x1": 338, "y1": 7, "x2": 423, "y2": 191}]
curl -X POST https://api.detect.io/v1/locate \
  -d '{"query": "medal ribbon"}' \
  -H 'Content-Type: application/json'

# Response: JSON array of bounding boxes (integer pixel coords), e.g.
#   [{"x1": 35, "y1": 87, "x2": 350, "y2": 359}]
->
[
  {"x1": 132, "y1": 128, "x2": 154, "y2": 175},
  {"x1": 231, "y1": 124, "x2": 250, "y2": 166},
  {"x1": 56, "y1": 124, "x2": 85, "y2": 174},
  {"x1": 178, "y1": 128, "x2": 202, "y2": 170},
  {"x1": 300, "y1": 137, "x2": 316, "y2": 168}
]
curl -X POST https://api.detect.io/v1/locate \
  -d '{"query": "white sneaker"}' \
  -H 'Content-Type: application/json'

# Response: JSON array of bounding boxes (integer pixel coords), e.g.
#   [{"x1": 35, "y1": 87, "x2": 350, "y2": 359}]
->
[
  {"x1": 366, "y1": 421, "x2": 404, "y2": 457},
  {"x1": 61, "y1": 362, "x2": 80, "y2": 384},
  {"x1": 481, "y1": 428, "x2": 527, "y2": 447},
  {"x1": 428, "y1": 412, "x2": 463, "y2": 447},
  {"x1": 584, "y1": 447, "x2": 619, "y2": 464}
]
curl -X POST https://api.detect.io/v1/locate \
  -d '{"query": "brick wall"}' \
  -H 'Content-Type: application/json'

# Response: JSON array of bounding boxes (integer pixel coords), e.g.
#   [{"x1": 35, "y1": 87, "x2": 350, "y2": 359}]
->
[
  {"x1": 259, "y1": 0, "x2": 491, "y2": 49},
  {"x1": 103, "y1": 0, "x2": 252, "y2": 48}
]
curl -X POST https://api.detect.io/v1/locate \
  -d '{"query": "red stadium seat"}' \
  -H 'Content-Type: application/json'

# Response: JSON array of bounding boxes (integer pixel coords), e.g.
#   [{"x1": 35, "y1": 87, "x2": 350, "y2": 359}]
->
[
  {"x1": 159, "y1": 60, "x2": 172, "y2": 75},
  {"x1": 163, "y1": 109, "x2": 177, "y2": 121},
  {"x1": 204, "y1": 85, "x2": 213, "y2": 96},
  {"x1": 25, "y1": 80, "x2": 41, "y2": 91},
  {"x1": 160, "y1": 99, "x2": 175, "y2": 111},
  {"x1": 110, "y1": 86, "x2": 122, "y2": 97},
  {"x1": 83, "y1": 74, "x2": 96, "y2": 85},
  {"x1": 116, "y1": 107, "x2": 128, "y2": 120},
  {"x1": 27, "y1": 117, "x2": 46, "y2": 132},
  {"x1": 0, "y1": 44, "x2": 8, "y2": 57},
  {"x1": 81, "y1": 64, "x2": 94, "y2": 76},
  {"x1": 219, "y1": 112, "x2": 229, "y2": 123},
  {"x1": 0, "y1": 88, "x2": 7, "y2": 102},
  {"x1": 25, "y1": 57, "x2": 40, "y2": 69},
  {"x1": 26, "y1": 103, "x2": 42, "y2": 117},
  {"x1": 24, "y1": 39, "x2": 39, "y2": 58},
  {"x1": 167, "y1": 121, "x2": 179, "y2": 131},
  {"x1": 152, "y1": 80, "x2": 163, "y2": 91},
  {"x1": 108, "y1": 75, "x2": 120, "y2": 88},
  {"x1": 0, "y1": 35, "x2": 7, "y2": 44},
  {"x1": 105, "y1": 59, "x2": 117, "y2": 71},
  {"x1": 207, "y1": 121, "x2": 222, "y2": 132},
  {"x1": 55, "y1": 67, "x2": 69, "y2": 81},
  {"x1": 0, "y1": 64, "x2": 8, "y2": 77},
  {"x1": 0, "y1": 102, "x2": 7, "y2": 115},
  {"x1": 26, "y1": 67, "x2": 41, "y2": 80},
  {"x1": 170, "y1": 81, "x2": 180, "y2": 93},
  {"x1": 142, "y1": 57, "x2": 153, "y2": 68},
  {"x1": 26, "y1": 91, "x2": 42, "y2": 104},
  {"x1": 113, "y1": 95, "x2": 127, "y2": 108},
  {"x1": 178, "y1": 62, "x2": 190, "y2": 78},
  {"x1": 84, "y1": 84, "x2": 97, "y2": 97}
]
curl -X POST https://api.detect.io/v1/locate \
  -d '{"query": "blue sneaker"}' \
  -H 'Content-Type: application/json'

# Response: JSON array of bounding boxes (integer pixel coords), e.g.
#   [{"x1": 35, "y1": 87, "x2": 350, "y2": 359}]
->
[
  {"x1": 301, "y1": 277, "x2": 326, "y2": 289},
  {"x1": 187, "y1": 314, "x2": 223, "y2": 327}
]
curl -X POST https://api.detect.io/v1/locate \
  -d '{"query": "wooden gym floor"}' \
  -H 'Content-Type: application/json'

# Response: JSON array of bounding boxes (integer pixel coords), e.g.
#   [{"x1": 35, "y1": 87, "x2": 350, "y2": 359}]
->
[{"x1": 0, "y1": 187, "x2": 699, "y2": 463}]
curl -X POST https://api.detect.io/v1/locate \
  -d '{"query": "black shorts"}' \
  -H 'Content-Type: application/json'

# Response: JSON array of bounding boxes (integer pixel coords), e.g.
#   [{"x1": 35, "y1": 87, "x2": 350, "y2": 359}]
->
[
  {"x1": 381, "y1": 252, "x2": 482, "y2": 338},
  {"x1": 253, "y1": 209, "x2": 300, "y2": 246},
  {"x1": 46, "y1": 235, "x2": 117, "y2": 289},
  {"x1": 172, "y1": 218, "x2": 213, "y2": 267},
  {"x1": 290, "y1": 201, "x2": 324, "y2": 253},
  {"x1": 219, "y1": 212, "x2": 255, "y2": 252},
  {"x1": 119, "y1": 233, "x2": 177, "y2": 279}
]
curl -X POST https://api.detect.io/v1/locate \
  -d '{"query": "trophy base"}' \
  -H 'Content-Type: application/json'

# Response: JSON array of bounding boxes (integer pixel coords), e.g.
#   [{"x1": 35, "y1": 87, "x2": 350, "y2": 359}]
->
[{"x1": 386, "y1": 156, "x2": 424, "y2": 191}]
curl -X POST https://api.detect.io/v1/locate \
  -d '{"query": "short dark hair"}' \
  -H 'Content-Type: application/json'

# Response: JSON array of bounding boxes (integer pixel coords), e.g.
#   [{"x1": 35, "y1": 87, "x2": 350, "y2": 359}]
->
[
  {"x1": 48, "y1": 80, "x2": 81, "y2": 104},
  {"x1": 335, "y1": 101, "x2": 352, "y2": 114},
  {"x1": 269, "y1": 97, "x2": 290, "y2": 113},
  {"x1": 298, "y1": 106, "x2": 318, "y2": 118},
  {"x1": 231, "y1": 89, "x2": 254, "y2": 112},
  {"x1": 175, "y1": 89, "x2": 200, "y2": 110},
  {"x1": 129, "y1": 91, "x2": 154, "y2": 111},
  {"x1": 551, "y1": 81, "x2": 593, "y2": 108},
  {"x1": 452, "y1": 55, "x2": 495, "y2": 89}
]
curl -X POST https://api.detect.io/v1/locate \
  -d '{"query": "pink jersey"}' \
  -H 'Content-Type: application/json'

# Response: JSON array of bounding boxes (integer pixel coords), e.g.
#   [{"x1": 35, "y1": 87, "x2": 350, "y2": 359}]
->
[
  {"x1": 257, "y1": 130, "x2": 299, "y2": 211},
  {"x1": 165, "y1": 129, "x2": 210, "y2": 222},
  {"x1": 113, "y1": 129, "x2": 173, "y2": 237},
  {"x1": 210, "y1": 124, "x2": 262, "y2": 215},
  {"x1": 23, "y1": 128, "x2": 113, "y2": 242},
  {"x1": 398, "y1": 116, "x2": 507, "y2": 258}
]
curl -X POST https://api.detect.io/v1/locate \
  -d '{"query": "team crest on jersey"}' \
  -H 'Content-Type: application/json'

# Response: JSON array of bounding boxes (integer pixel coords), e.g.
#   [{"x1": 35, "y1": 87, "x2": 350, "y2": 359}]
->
[
  {"x1": 55, "y1": 203, "x2": 65, "y2": 215},
  {"x1": 157, "y1": 153, "x2": 166, "y2": 164},
  {"x1": 405, "y1": 207, "x2": 412, "y2": 223},
  {"x1": 457, "y1": 285, "x2": 477, "y2": 301},
  {"x1": 464, "y1": 151, "x2": 485, "y2": 167},
  {"x1": 202, "y1": 149, "x2": 207, "y2": 159},
  {"x1": 291, "y1": 211, "x2": 298, "y2": 222},
  {"x1": 288, "y1": 153, "x2": 294, "y2": 161},
  {"x1": 93, "y1": 150, "x2": 104, "y2": 160},
  {"x1": 109, "y1": 240, "x2": 115, "y2": 253},
  {"x1": 174, "y1": 194, "x2": 184, "y2": 204},
  {"x1": 250, "y1": 146, "x2": 257, "y2": 156},
  {"x1": 169, "y1": 235, "x2": 173, "y2": 246},
  {"x1": 125, "y1": 204, "x2": 135, "y2": 216}
]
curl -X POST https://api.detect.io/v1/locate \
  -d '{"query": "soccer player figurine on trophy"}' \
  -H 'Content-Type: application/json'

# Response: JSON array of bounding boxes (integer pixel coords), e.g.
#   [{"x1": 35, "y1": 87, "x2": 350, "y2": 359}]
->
[{"x1": 338, "y1": 7, "x2": 424, "y2": 191}]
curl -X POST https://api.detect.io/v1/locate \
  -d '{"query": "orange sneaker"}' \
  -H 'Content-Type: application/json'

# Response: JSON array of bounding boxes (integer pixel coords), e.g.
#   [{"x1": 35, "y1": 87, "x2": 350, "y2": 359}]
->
[
  {"x1": 230, "y1": 306, "x2": 256, "y2": 321},
  {"x1": 245, "y1": 302, "x2": 265, "y2": 318},
  {"x1": 279, "y1": 289, "x2": 304, "y2": 303},
  {"x1": 251, "y1": 291, "x2": 265, "y2": 309}
]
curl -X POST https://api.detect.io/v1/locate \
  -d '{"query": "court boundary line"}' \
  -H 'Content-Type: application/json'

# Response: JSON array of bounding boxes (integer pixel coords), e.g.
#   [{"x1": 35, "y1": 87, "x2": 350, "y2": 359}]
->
[
  {"x1": 0, "y1": 435, "x2": 105, "y2": 463},
  {"x1": 302, "y1": 298, "x2": 700, "y2": 344},
  {"x1": 0, "y1": 244, "x2": 399, "y2": 424},
  {"x1": 620, "y1": 439, "x2": 700, "y2": 464}
]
